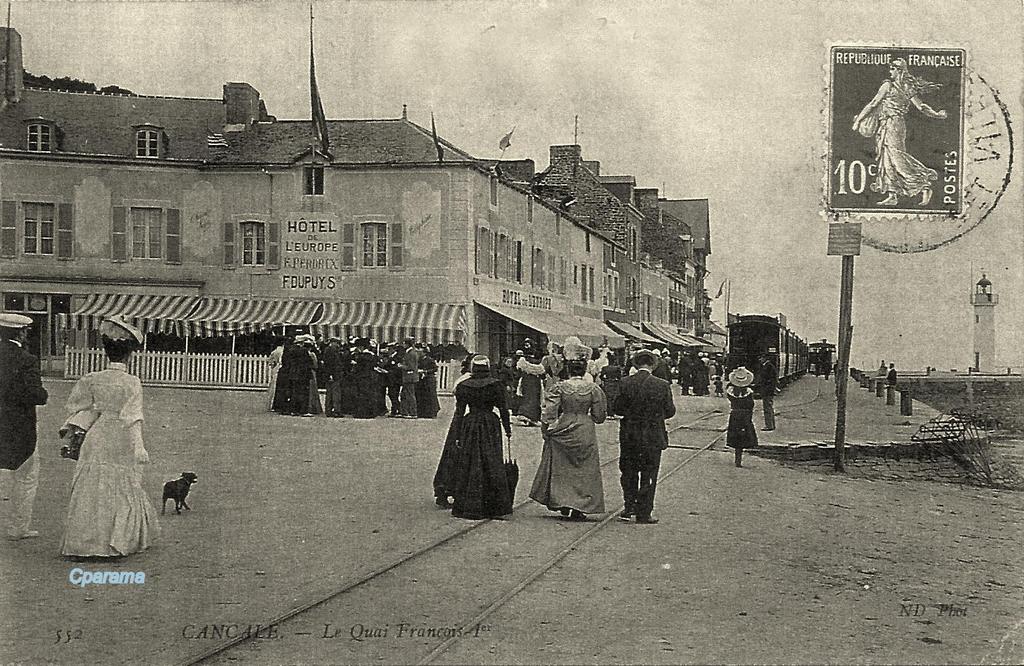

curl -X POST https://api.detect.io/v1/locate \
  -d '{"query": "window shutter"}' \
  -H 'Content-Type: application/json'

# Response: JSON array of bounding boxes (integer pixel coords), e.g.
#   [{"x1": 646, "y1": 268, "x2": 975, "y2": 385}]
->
[
  {"x1": 474, "y1": 226, "x2": 481, "y2": 274},
  {"x1": 267, "y1": 221, "x2": 280, "y2": 268},
  {"x1": 1, "y1": 201, "x2": 17, "y2": 258},
  {"x1": 389, "y1": 222, "x2": 403, "y2": 268},
  {"x1": 515, "y1": 240, "x2": 523, "y2": 283},
  {"x1": 223, "y1": 221, "x2": 235, "y2": 266},
  {"x1": 165, "y1": 208, "x2": 181, "y2": 264},
  {"x1": 57, "y1": 202, "x2": 74, "y2": 260},
  {"x1": 340, "y1": 222, "x2": 355, "y2": 270},
  {"x1": 111, "y1": 206, "x2": 128, "y2": 262}
]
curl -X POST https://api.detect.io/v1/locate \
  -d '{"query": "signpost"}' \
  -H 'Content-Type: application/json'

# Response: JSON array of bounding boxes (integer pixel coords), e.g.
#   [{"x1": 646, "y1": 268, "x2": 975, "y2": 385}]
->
[{"x1": 828, "y1": 223, "x2": 860, "y2": 471}]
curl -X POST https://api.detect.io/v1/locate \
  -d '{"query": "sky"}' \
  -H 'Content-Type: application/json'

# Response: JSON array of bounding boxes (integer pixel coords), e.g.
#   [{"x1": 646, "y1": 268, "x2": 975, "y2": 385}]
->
[{"x1": 9, "y1": 0, "x2": 1023, "y2": 371}]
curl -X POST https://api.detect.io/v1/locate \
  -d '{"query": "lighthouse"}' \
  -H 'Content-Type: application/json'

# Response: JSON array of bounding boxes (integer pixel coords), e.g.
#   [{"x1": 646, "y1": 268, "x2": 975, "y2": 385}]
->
[{"x1": 971, "y1": 274, "x2": 997, "y2": 373}]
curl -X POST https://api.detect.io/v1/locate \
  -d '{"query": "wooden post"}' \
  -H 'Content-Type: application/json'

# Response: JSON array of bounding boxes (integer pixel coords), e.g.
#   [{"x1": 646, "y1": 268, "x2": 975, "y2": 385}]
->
[
  {"x1": 834, "y1": 254, "x2": 855, "y2": 472},
  {"x1": 886, "y1": 385, "x2": 896, "y2": 405},
  {"x1": 900, "y1": 388, "x2": 913, "y2": 416}
]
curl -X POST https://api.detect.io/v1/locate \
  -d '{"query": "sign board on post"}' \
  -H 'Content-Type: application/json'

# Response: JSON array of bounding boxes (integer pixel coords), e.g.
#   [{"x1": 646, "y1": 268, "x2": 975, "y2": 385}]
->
[{"x1": 827, "y1": 222, "x2": 862, "y2": 256}]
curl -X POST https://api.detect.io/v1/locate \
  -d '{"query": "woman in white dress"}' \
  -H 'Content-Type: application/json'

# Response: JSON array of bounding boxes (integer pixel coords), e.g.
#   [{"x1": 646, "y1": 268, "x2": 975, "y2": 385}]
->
[{"x1": 61, "y1": 317, "x2": 160, "y2": 558}]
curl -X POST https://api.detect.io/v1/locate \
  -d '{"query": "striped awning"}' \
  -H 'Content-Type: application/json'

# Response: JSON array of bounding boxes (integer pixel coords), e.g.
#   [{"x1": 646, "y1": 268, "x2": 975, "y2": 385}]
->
[
  {"x1": 476, "y1": 302, "x2": 625, "y2": 349},
  {"x1": 184, "y1": 298, "x2": 322, "y2": 336},
  {"x1": 310, "y1": 302, "x2": 466, "y2": 345},
  {"x1": 65, "y1": 293, "x2": 201, "y2": 335},
  {"x1": 605, "y1": 320, "x2": 661, "y2": 344},
  {"x1": 642, "y1": 322, "x2": 700, "y2": 347}
]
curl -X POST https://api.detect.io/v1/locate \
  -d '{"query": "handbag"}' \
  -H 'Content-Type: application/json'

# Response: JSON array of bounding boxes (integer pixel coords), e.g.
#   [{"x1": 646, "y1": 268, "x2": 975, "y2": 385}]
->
[{"x1": 59, "y1": 409, "x2": 99, "y2": 461}]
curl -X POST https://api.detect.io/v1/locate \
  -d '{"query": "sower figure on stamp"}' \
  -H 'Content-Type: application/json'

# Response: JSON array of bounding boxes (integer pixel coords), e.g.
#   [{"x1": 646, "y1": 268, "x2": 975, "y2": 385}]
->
[
  {"x1": 0, "y1": 314, "x2": 48, "y2": 540},
  {"x1": 613, "y1": 349, "x2": 675, "y2": 525}
]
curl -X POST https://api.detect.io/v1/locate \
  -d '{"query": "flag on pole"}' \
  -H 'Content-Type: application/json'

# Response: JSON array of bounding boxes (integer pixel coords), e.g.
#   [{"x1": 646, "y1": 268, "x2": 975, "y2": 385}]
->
[
  {"x1": 498, "y1": 126, "x2": 515, "y2": 151},
  {"x1": 309, "y1": 5, "x2": 330, "y2": 154},
  {"x1": 714, "y1": 279, "x2": 727, "y2": 299},
  {"x1": 431, "y1": 112, "x2": 444, "y2": 162}
]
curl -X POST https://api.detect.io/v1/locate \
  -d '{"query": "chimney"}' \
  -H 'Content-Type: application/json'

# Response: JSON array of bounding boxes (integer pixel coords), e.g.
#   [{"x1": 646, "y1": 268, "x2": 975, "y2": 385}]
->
[
  {"x1": 582, "y1": 160, "x2": 600, "y2": 176},
  {"x1": 495, "y1": 159, "x2": 535, "y2": 182},
  {"x1": 223, "y1": 82, "x2": 261, "y2": 128},
  {"x1": 634, "y1": 187, "x2": 660, "y2": 219},
  {"x1": 0, "y1": 28, "x2": 24, "y2": 107},
  {"x1": 549, "y1": 144, "x2": 582, "y2": 170}
]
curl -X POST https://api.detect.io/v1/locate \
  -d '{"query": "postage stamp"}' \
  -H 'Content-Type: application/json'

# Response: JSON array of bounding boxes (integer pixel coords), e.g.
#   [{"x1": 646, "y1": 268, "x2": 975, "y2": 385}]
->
[{"x1": 828, "y1": 46, "x2": 966, "y2": 216}]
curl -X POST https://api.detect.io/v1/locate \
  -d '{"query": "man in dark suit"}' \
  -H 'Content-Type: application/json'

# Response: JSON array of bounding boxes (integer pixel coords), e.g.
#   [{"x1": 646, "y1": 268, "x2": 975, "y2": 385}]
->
[
  {"x1": 0, "y1": 314, "x2": 48, "y2": 540},
  {"x1": 613, "y1": 349, "x2": 676, "y2": 524},
  {"x1": 652, "y1": 349, "x2": 673, "y2": 382}
]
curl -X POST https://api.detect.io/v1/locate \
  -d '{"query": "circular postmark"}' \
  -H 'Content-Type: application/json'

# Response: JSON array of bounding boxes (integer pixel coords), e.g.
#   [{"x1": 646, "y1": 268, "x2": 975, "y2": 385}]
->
[{"x1": 826, "y1": 46, "x2": 1014, "y2": 254}]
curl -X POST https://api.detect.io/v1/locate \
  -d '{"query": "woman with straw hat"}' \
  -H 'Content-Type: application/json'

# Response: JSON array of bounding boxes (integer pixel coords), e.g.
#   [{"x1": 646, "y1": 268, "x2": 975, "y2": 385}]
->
[
  {"x1": 61, "y1": 317, "x2": 160, "y2": 558},
  {"x1": 725, "y1": 366, "x2": 758, "y2": 468}
]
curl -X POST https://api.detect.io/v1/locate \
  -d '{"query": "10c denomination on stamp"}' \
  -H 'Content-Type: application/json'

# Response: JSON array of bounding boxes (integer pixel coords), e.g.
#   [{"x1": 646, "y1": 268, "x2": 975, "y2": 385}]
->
[{"x1": 829, "y1": 46, "x2": 966, "y2": 216}]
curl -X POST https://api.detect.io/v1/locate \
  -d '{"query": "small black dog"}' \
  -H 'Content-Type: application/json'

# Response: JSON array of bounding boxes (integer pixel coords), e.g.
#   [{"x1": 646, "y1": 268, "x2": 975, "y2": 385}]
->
[{"x1": 162, "y1": 472, "x2": 198, "y2": 515}]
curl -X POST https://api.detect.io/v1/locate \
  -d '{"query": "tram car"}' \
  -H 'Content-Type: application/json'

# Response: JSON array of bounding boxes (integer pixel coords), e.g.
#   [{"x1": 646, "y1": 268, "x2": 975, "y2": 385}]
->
[
  {"x1": 808, "y1": 340, "x2": 836, "y2": 376},
  {"x1": 726, "y1": 314, "x2": 809, "y2": 388}
]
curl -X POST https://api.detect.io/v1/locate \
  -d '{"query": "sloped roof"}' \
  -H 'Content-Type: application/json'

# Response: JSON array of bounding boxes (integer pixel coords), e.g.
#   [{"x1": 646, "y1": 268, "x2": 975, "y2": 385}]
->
[
  {"x1": 0, "y1": 88, "x2": 477, "y2": 165},
  {"x1": 210, "y1": 118, "x2": 476, "y2": 164},
  {"x1": 0, "y1": 88, "x2": 225, "y2": 159},
  {"x1": 659, "y1": 198, "x2": 710, "y2": 254}
]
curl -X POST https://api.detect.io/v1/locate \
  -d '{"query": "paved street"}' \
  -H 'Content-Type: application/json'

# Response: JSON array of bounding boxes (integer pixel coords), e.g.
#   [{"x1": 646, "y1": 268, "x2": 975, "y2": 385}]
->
[{"x1": 1, "y1": 376, "x2": 1022, "y2": 665}]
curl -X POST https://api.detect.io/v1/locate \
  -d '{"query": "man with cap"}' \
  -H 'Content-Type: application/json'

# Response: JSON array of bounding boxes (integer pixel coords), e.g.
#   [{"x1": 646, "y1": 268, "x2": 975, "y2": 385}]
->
[
  {"x1": 0, "y1": 313, "x2": 48, "y2": 539},
  {"x1": 613, "y1": 348, "x2": 675, "y2": 524}
]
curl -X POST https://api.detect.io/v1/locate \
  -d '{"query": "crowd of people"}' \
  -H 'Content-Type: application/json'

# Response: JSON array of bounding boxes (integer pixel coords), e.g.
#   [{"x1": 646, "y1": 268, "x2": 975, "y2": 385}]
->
[
  {"x1": 267, "y1": 334, "x2": 441, "y2": 420},
  {"x1": 0, "y1": 313, "x2": 780, "y2": 561}
]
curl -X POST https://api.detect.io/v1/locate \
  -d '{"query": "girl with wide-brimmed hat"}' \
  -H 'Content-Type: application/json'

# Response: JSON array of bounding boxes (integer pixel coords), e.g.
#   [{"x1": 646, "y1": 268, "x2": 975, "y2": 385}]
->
[{"x1": 725, "y1": 367, "x2": 758, "y2": 468}]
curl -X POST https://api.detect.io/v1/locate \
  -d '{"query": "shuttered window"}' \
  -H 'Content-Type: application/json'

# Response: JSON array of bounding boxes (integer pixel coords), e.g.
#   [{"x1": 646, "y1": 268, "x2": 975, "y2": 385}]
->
[
  {"x1": 267, "y1": 222, "x2": 280, "y2": 268},
  {"x1": 57, "y1": 203, "x2": 74, "y2": 260},
  {"x1": 111, "y1": 207, "x2": 128, "y2": 262},
  {"x1": 165, "y1": 208, "x2": 181, "y2": 264},
  {"x1": 588, "y1": 266, "x2": 596, "y2": 303},
  {"x1": 514, "y1": 240, "x2": 523, "y2": 283},
  {"x1": 241, "y1": 221, "x2": 266, "y2": 266},
  {"x1": 223, "y1": 220, "x2": 235, "y2": 266},
  {"x1": 389, "y1": 222, "x2": 403, "y2": 269},
  {"x1": 1, "y1": 201, "x2": 16, "y2": 258},
  {"x1": 361, "y1": 222, "x2": 388, "y2": 268},
  {"x1": 131, "y1": 207, "x2": 162, "y2": 259},
  {"x1": 23, "y1": 203, "x2": 54, "y2": 255},
  {"x1": 340, "y1": 222, "x2": 355, "y2": 270}
]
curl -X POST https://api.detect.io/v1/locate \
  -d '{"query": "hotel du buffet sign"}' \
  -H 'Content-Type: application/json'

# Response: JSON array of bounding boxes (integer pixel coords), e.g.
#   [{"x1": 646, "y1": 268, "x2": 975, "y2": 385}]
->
[{"x1": 280, "y1": 214, "x2": 341, "y2": 292}]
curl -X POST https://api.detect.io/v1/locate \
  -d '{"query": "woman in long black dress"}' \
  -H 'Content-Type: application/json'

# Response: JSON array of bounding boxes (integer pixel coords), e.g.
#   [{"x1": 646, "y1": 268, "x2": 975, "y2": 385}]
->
[
  {"x1": 725, "y1": 367, "x2": 758, "y2": 467},
  {"x1": 415, "y1": 345, "x2": 441, "y2": 419},
  {"x1": 350, "y1": 345, "x2": 380, "y2": 419},
  {"x1": 448, "y1": 356, "x2": 513, "y2": 520}
]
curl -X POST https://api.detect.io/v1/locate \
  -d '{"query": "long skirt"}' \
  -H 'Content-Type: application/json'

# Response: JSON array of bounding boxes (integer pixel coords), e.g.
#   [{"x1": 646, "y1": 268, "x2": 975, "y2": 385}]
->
[
  {"x1": 266, "y1": 366, "x2": 280, "y2": 411},
  {"x1": 450, "y1": 412, "x2": 512, "y2": 520},
  {"x1": 61, "y1": 417, "x2": 160, "y2": 557},
  {"x1": 351, "y1": 372, "x2": 378, "y2": 419},
  {"x1": 271, "y1": 369, "x2": 289, "y2": 412},
  {"x1": 433, "y1": 419, "x2": 460, "y2": 500},
  {"x1": 514, "y1": 375, "x2": 542, "y2": 422},
  {"x1": 529, "y1": 423, "x2": 605, "y2": 514},
  {"x1": 416, "y1": 376, "x2": 441, "y2": 418},
  {"x1": 726, "y1": 409, "x2": 758, "y2": 449},
  {"x1": 307, "y1": 375, "x2": 323, "y2": 415}
]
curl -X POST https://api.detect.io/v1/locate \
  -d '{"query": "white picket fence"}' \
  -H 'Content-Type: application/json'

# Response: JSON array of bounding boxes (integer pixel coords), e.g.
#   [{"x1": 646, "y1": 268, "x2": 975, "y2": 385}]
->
[{"x1": 64, "y1": 348, "x2": 461, "y2": 393}]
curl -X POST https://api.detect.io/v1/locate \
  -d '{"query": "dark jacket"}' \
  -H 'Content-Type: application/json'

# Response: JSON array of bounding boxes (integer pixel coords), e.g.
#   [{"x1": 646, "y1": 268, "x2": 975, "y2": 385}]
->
[
  {"x1": 653, "y1": 358, "x2": 673, "y2": 382},
  {"x1": 0, "y1": 339, "x2": 49, "y2": 469},
  {"x1": 613, "y1": 369, "x2": 676, "y2": 451},
  {"x1": 758, "y1": 361, "x2": 778, "y2": 395}
]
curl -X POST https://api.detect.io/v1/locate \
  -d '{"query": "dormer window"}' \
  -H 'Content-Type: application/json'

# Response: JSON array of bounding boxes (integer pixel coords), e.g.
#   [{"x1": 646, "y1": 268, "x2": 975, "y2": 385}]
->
[
  {"x1": 304, "y1": 166, "x2": 325, "y2": 195},
  {"x1": 27, "y1": 123, "x2": 52, "y2": 152},
  {"x1": 135, "y1": 127, "x2": 163, "y2": 158}
]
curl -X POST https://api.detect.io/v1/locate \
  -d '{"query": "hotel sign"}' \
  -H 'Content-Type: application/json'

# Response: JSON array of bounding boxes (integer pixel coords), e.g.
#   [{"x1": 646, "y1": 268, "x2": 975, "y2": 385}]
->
[
  {"x1": 500, "y1": 288, "x2": 552, "y2": 311},
  {"x1": 280, "y1": 214, "x2": 340, "y2": 292}
]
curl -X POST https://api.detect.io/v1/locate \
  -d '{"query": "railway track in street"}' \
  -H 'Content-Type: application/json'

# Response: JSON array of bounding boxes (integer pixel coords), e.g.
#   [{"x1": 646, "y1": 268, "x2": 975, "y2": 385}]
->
[{"x1": 180, "y1": 383, "x2": 826, "y2": 665}]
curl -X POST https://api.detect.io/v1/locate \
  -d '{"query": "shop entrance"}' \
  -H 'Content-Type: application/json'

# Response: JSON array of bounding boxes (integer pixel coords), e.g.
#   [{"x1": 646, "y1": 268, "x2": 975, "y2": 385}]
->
[{"x1": 2, "y1": 292, "x2": 71, "y2": 375}]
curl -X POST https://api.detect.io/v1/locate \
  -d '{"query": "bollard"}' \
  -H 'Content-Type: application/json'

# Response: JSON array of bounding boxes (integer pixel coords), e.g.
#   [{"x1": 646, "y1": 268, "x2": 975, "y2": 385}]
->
[
  {"x1": 860, "y1": 375, "x2": 869, "y2": 389},
  {"x1": 868, "y1": 378, "x2": 877, "y2": 392},
  {"x1": 886, "y1": 386, "x2": 896, "y2": 406},
  {"x1": 900, "y1": 389, "x2": 913, "y2": 416},
  {"x1": 875, "y1": 381, "x2": 885, "y2": 397}
]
